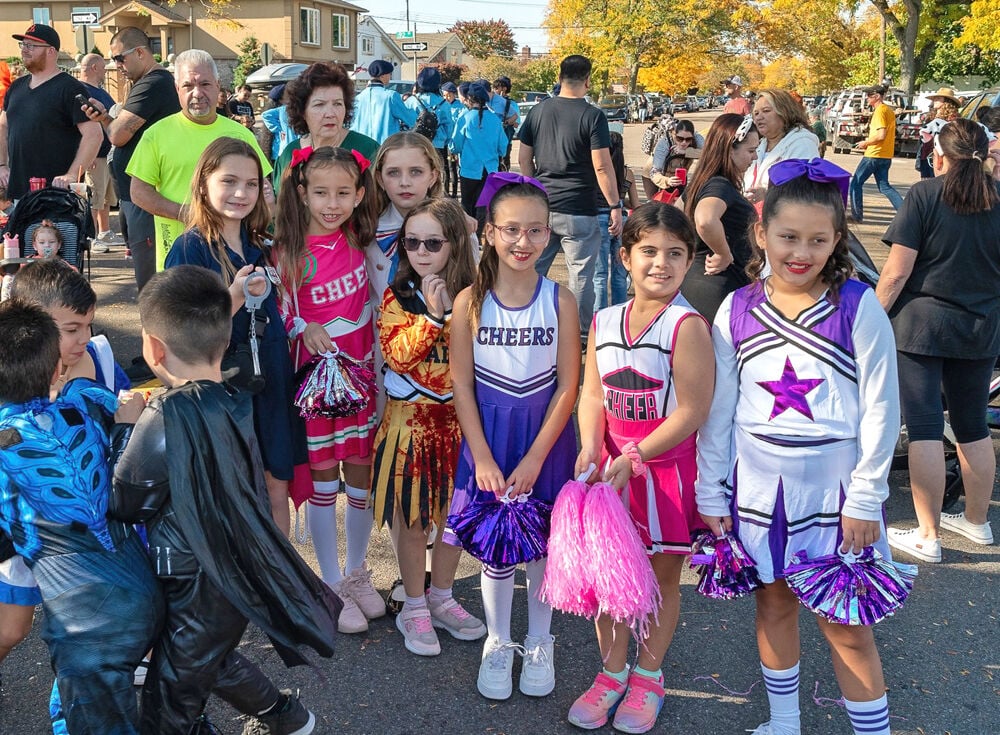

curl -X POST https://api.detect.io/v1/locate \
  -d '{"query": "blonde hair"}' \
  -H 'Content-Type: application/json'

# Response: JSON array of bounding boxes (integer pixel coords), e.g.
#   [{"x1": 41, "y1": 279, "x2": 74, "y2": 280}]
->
[
  {"x1": 32, "y1": 220, "x2": 62, "y2": 247},
  {"x1": 372, "y1": 132, "x2": 443, "y2": 214}
]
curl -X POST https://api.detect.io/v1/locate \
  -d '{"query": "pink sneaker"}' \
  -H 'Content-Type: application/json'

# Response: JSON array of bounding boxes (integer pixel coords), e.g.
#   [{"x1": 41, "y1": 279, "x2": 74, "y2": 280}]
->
[
  {"x1": 567, "y1": 672, "x2": 627, "y2": 730},
  {"x1": 611, "y1": 671, "x2": 665, "y2": 734}
]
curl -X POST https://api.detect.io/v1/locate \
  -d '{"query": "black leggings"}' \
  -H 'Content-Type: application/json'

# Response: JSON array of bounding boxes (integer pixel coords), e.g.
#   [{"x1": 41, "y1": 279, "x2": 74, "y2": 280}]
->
[{"x1": 897, "y1": 351, "x2": 996, "y2": 443}]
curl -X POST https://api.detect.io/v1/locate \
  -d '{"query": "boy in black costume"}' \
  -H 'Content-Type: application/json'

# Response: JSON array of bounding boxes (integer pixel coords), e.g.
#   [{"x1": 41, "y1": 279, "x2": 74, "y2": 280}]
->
[{"x1": 110, "y1": 266, "x2": 342, "y2": 735}]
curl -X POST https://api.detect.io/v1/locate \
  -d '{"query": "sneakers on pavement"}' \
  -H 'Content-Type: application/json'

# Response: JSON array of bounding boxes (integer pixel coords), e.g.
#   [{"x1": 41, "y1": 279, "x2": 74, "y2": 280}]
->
[
  {"x1": 611, "y1": 671, "x2": 665, "y2": 734},
  {"x1": 939, "y1": 512, "x2": 994, "y2": 545},
  {"x1": 887, "y1": 527, "x2": 942, "y2": 563},
  {"x1": 344, "y1": 565, "x2": 387, "y2": 619},
  {"x1": 242, "y1": 690, "x2": 315, "y2": 735},
  {"x1": 331, "y1": 579, "x2": 368, "y2": 634},
  {"x1": 91, "y1": 231, "x2": 123, "y2": 253},
  {"x1": 396, "y1": 606, "x2": 441, "y2": 656},
  {"x1": 519, "y1": 633, "x2": 555, "y2": 697},
  {"x1": 567, "y1": 671, "x2": 627, "y2": 729},
  {"x1": 477, "y1": 637, "x2": 522, "y2": 700},
  {"x1": 428, "y1": 595, "x2": 486, "y2": 640}
]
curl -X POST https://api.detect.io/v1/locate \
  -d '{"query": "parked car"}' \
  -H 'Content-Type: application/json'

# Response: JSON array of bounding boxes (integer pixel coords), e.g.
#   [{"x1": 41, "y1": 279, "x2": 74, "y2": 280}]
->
[
  {"x1": 245, "y1": 62, "x2": 309, "y2": 90},
  {"x1": 824, "y1": 86, "x2": 921, "y2": 157},
  {"x1": 683, "y1": 95, "x2": 699, "y2": 112},
  {"x1": 598, "y1": 94, "x2": 629, "y2": 121},
  {"x1": 961, "y1": 87, "x2": 1000, "y2": 120}
]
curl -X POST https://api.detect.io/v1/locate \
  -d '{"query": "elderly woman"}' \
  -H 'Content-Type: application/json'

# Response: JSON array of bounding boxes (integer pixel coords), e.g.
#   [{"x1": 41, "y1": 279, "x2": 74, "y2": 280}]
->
[
  {"x1": 744, "y1": 88, "x2": 820, "y2": 199},
  {"x1": 877, "y1": 118, "x2": 1000, "y2": 563},
  {"x1": 272, "y1": 62, "x2": 379, "y2": 190},
  {"x1": 681, "y1": 113, "x2": 759, "y2": 322}
]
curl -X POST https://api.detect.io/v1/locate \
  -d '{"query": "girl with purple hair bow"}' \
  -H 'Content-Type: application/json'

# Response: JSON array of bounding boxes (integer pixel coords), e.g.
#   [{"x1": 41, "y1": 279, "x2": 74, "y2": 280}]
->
[{"x1": 695, "y1": 159, "x2": 902, "y2": 735}]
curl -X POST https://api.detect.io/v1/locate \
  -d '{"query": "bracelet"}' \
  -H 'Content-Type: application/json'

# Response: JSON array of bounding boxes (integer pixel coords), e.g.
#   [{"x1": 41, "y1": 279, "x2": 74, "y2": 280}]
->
[{"x1": 609, "y1": 200, "x2": 624, "y2": 209}]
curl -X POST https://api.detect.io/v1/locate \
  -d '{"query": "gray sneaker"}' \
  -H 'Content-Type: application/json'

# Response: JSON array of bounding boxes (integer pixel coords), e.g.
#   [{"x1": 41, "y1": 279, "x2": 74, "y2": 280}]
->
[
  {"x1": 242, "y1": 690, "x2": 315, "y2": 735},
  {"x1": 427, "y1": 595, "x2": 486, "y2": 640}
]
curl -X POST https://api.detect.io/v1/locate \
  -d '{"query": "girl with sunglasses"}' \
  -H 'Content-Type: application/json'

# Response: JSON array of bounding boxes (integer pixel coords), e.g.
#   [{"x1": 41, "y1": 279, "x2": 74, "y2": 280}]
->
[{"x1": 369, "y1": 197, "x2": 482, "y2": 656}]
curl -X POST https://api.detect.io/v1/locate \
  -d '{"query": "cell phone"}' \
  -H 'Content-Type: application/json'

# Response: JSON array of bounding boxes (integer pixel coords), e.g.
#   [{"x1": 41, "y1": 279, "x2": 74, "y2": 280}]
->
[
  {"x1": 676, "y1": 167, "x2": 688, "y2": 185},
  {"x1": 75, "y1": 93, "x2": 93, "y2": 112}
]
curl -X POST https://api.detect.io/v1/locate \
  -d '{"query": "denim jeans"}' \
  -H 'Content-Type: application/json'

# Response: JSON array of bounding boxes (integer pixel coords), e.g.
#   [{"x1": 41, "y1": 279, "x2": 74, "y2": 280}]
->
[
  {"x1": 848, "y1": 156, "x2": 903, "y2": 221},
  {"x1": 594, "y1": 207, "x2": 630, "y2": 310},
  {"x1": 535, "y1": 211, "x2": 602, "y2": 333}
]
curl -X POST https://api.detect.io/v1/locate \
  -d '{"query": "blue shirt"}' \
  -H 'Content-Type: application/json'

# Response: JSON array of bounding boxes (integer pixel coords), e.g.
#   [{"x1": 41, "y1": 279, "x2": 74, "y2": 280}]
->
[
  {"x1": 488, "y1": 94, "x2": 520, "y2": 127},
  {"x1": 351, "y1": 83, "x2": 416, "y2": 144},
  {"x1": 451, "y1": 108, "x2": 508, "y2": 178},
  {"x1": 404, "y1": 92, "x2": 452, "y2": 149},
  {"x1": 261, "y1": 105, "x2": 299, "y2": 161}
]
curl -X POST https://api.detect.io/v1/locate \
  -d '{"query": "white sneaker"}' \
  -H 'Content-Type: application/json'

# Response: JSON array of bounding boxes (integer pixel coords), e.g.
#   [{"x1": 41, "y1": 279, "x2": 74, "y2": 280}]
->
[
  {"x1": 395, "y1": 606, "x2": 441, "y2": 656},
  {"x1": 90, "y1": 239, "x2": 109, "y2": 254},
  {"x1": 344, "y1": 564, "x2": 387, "y2": 619},
  {"x1": 939, "y1": 512, "x2": 994, "y2": 545},
  {"x1": 477, "y1": 637, "x2": 522, "y2": 700},
  {"x1": 97, "y1": 230, "x2": 124, "y2": 245},
  {"x1": 519, "y1": 633, "x2": 555, "y2": 697},
  {"x1": 887, "y1": 527, "x2": 942, "y2": 563},
  {"x1": 427, "y1": 595, "x2": 487, "y2": 640},
  {"x1": 331, "y1": 580, "x2": 369, "y2": 634}
]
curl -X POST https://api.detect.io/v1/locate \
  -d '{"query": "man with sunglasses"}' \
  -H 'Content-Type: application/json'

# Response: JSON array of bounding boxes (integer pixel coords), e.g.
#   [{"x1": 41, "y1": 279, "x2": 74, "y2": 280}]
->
[
  {"x1": 81, "y1": 26, "x2": 180, "y2": 292},
  {"x1": 0, "y1": 24, "x2": 102, "y2": 202},
  {"x1": 848, "y1": 84, "x2": 903, "y2": 223}
]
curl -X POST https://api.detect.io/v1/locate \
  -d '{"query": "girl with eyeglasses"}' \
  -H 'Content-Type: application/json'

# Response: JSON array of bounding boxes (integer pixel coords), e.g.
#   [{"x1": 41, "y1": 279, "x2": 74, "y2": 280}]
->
[
  {"x1": 447, "y1": 173, "x2": 579, "y2": 701},
  {"x1": 369, "y1": 197, "x2": 483, "y2": 657}
]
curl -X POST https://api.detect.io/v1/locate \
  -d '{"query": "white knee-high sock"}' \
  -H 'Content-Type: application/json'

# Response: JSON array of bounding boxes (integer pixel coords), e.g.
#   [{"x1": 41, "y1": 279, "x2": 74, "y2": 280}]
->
[
  {"x1": 343, "y1": 483, "x2": 373, "y2": 574},
  {"x1": 761, "y1": 662, "x2": 801, "y2": 735},
  {"x1": 481, "y1": 565, "x2": 515, "y2": 642},
  {"x1": 524, "y1": 558, "x2": 553, "y2": 638},
  {"x1": 844, "y1": 695, "x2": 890, "y2": 735},
  {"x1": 308, "y1": 481, "x2": 342, "y2": 585}
]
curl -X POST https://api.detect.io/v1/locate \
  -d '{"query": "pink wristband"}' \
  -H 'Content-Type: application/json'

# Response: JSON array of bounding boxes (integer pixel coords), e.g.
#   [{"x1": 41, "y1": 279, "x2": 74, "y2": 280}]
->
[{"x1": 621, "y1": 441, "x2": 646, "y2": 477}]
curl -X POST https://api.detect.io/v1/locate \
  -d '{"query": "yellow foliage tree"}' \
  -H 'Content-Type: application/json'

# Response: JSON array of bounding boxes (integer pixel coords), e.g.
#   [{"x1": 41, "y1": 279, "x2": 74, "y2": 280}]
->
[{"x1": 957, "y1": 0, "x2": 1000, "y2": 52}]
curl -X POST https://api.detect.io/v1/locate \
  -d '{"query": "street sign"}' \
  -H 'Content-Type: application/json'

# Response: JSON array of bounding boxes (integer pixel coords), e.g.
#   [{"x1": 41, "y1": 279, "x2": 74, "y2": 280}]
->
[
  {"x1": 260, "y1": 42, "x2": 273, "y2": 66},
  {"x1": 395, "y1": 31, "x2": 414, "y2": 39},
  {"x1": 71, "y1": 7, "x2": 101, "y2": 28},
  {"x1": 401, "y1": 42, "x2": 428, "y2": 52}
]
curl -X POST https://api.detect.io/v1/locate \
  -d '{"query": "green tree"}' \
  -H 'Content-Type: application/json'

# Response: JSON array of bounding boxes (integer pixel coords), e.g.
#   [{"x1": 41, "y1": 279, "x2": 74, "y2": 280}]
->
[
  {"x1": 233, "y1": 35, "x2": 262, "y2": 87},
  {"x1": 449, "y1": 20, "x2": 517, "y2": 59}
]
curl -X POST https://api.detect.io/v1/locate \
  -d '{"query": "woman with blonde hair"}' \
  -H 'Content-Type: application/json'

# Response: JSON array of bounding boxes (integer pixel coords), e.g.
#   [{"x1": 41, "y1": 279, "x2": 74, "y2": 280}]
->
[{"x1": 744, "y1": 88, "x2": 820, "y2": 199}]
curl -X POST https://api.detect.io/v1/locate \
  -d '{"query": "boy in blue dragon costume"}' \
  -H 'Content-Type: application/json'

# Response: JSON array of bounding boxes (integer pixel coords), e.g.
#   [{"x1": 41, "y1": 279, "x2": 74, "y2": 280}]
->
[{"x1": 0, "y1": 299, "x2": 161, "y2": 734}]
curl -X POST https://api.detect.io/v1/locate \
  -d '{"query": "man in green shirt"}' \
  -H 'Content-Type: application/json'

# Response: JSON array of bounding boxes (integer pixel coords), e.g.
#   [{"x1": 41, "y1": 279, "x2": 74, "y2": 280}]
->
[{"x1": 127, "y1": 49, "x2": 271, "y2": 270}]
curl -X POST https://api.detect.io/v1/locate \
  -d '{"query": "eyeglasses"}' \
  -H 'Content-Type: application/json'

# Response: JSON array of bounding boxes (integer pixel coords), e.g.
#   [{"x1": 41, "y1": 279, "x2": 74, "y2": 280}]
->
[
  {"x1": 112, "y1": 47, "x2": 139, "y2": 64},
  {"x1": 492, "y1": 225, "x2": 550, "y2": 245},
  {"x1": 18, "y1": 42, "x2": 49, "y2": 51},
  {"x1": 401, "y1": 236, "x2": 447, "y2": 253}
]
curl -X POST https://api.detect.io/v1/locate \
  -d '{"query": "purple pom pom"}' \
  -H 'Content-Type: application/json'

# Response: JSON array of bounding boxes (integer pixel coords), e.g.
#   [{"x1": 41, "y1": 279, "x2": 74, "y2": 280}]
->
[
  {"x1": 689, "y1": 530, "x2": 763, "y2": 600},
  {"x1": 784, "y1": 547, "x2": 917, "y2": 626},
  {"x1": 446, "y1": 491, "x2": 550, "y2": 567}
]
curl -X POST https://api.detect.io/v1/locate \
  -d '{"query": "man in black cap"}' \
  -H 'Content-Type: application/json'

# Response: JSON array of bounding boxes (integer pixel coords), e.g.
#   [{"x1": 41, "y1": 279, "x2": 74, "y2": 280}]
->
[
  {"x1": 0, "y1": 24, "x2": 102, "y2": 201},
  {"x1": 848, "y1": 84, "x2": 903, "y2": 223},
  {"x1": 351, "y1": 60, "x2": 416, "y2": 143}
]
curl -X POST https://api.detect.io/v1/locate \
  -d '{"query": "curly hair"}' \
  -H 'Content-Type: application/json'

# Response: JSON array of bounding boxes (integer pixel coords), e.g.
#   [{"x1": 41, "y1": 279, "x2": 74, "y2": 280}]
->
[{"x1": 285, "y1": 62, "x2": 355, "y2": 135}]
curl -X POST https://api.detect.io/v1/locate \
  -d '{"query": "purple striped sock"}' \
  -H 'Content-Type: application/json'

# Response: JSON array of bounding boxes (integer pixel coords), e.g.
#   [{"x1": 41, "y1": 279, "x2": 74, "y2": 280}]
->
[
  {"x1": 761, "y1": 662, "x2": 800, "y2": 735},
  {"x1": 844, "y1": 694, "x2": 890, "y2": 735}
]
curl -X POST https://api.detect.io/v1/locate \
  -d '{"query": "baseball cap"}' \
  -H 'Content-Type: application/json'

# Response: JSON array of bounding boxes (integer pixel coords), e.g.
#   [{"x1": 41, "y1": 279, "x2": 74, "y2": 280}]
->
[
  {"x1": 864, "y1": 84, "x2": 887, "y2": 96},
  {"x1": 722, "y1": 76, "x2": 743, "y2": 87},
  {"x1": 13, "y1": 23, "x2": 60, "y2": 51}
]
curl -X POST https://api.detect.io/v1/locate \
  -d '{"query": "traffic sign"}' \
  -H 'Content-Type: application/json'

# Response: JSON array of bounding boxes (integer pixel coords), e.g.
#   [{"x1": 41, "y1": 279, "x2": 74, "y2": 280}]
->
[
  {"x1": 401, "y1": 42, "x2": 428, "y2": 52},
  {"x1": 395, "y1": 31, "x2": 414, "y2": 39},
  {"x1": 260, "y1": 42, "x2": 273, "y2": 66},
  {"x1": 71, "y1": 7, "x2": 101, "y2": 28}
]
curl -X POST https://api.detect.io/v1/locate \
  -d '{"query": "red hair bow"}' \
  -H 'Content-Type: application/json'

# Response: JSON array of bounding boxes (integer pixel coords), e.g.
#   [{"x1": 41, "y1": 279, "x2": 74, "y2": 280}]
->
[
  {"x1": 351, "y1": 149, "x2": 371, "y2": 173},
  {"x1": 290, "y1": 146, "x2": 314, "y2": 168}
]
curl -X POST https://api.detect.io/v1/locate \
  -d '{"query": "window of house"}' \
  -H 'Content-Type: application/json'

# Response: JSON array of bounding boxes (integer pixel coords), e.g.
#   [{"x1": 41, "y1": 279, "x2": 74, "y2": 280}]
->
[
  {"x1": 300, "y1": 7, "x2": 320, "y2": 46},
  {"x1": 332, "y1": 14, "x2": 349, "y2": 49},
  {"x1": 361, "y1": 36, "x2": 373, "y2": 55},
  {"x1": 32, "y1": 8, "x2": 51, "y2": 25}
]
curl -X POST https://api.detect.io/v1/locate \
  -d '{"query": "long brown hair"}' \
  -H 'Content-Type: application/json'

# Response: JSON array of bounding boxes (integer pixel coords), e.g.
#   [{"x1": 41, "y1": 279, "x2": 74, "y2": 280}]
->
[
  {"x1": 467, "y1": 182, "x2": 549, "y2": 326},
  {"x1": 372, "y1": 132, "x2": 443, "y2": 215},
  {"x1": 273, "y1": 146, "x2": 379, "y2": 292},
  {"x1": 684, "y1": 113, "x2": 758, "y2": 221},
  {"x1": 393, "y1": 198, "x2": 476, "y2": 301},
  {"x1": 186, "y1": 137, "x2": 271, "y2": 283},
  {"x1": 938, "y1": 118, "x2": 999, "y2": 215}
]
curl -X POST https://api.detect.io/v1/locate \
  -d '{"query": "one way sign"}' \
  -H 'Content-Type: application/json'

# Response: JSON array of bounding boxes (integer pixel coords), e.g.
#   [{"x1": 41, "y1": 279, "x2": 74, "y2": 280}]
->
[{"x1": 71, "y1": 7, "x2": 101, "y2": 27}]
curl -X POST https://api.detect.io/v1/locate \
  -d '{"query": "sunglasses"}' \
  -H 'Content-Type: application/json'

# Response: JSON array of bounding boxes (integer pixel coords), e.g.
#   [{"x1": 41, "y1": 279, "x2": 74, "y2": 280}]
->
[
  {"x1": 112, "y1": 47, "x2": 139, "y2": 64},
  {"x1": 674, "y1": 135, "x2": 694, "y2": 143},
  {"x1": 401, "y1": 236, "x2": 447, "y2": 253}
]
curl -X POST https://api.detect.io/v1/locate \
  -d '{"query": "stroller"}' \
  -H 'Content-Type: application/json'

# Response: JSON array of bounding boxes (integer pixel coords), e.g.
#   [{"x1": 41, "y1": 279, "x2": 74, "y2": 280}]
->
[
  {"x1": 847, "y1": 230, "x2": 973, "y2": 510},
  {"x1": 5, "y1": 186, "x2": 95, "y2": 276}
]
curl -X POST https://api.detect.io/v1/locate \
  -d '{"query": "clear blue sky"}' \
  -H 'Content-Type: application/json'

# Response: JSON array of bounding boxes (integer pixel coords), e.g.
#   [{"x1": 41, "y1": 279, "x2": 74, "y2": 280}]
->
[{"x1": 358, "y1": 0, "x2": 551, "y2": 54}]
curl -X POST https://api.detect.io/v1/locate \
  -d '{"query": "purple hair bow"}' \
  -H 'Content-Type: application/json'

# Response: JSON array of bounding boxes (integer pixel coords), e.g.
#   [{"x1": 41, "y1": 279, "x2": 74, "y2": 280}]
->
[
  {"x1": 767, "y1": 158, "x2": 851, "y2": 205},
  {"x1": 475, "y1": 171, "x2": 548, "y2": 209}
]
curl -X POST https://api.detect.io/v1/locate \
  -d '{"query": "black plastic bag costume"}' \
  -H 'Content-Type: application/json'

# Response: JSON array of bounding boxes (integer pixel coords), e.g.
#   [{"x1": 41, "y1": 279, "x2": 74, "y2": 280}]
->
[{"x1": 111, "y1": 381, "x2": 342, "y2": 734}]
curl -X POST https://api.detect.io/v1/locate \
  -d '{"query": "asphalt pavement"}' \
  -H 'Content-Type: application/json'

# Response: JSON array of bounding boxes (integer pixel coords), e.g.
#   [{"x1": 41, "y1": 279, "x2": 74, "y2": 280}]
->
[{"x1": 0, "y1": 115, "x2": 997, "y2": 735}]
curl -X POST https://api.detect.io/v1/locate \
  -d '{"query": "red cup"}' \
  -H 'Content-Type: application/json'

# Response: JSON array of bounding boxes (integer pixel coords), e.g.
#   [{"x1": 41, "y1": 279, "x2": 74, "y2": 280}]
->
[
  {"x1": 676, "y1": 168, "x2": 687, "y2": 186},
  {"x1": 29, "y1": 177, "x2": 46, "y2": 191}
]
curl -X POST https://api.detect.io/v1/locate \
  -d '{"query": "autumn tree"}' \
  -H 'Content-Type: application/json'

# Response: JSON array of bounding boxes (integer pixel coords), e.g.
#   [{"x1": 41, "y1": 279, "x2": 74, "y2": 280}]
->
[
  {"x1": 958, "y1": 0, "x2": 1000, "y2": 52},
  {"x1": 449, "y1": 20, "x2": 517, "y2": 59}
]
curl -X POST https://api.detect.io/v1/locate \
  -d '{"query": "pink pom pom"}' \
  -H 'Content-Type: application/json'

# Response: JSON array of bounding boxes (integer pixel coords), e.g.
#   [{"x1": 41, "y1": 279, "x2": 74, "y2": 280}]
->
[
  {"x1": 583, "y1": 482, "x2": 661, "y2": 639},
  {"x1": 540, "y1": 479, "x2": 597, "y2": 617}
]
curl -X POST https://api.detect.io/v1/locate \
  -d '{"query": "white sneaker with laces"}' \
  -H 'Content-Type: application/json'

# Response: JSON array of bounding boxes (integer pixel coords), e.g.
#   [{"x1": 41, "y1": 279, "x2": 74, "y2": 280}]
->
[
  {"x1": 395, "y1": 606, "x2": 441, "y2": 656},
  {"x1": 427, "y1": 595, "x2": 486, "y2": 640},
  {"x1": 344, "y1": 564, "x2": 387, "y2": 619},
  {"x1": 519, "y1": 633, "x2": 555, "y2": 697},
  {"x1": 477, "y1": 637, "x2": 522, "y2": 700},
  {"x1": 939, "y1": 512, "x2": 994, "y2": 545},
  {"x1": 331, "y1": 579, "x2": 368, "y2": 634},
  {"x1": 887, "y1": 527, "x2": 942, "y2": 563}
]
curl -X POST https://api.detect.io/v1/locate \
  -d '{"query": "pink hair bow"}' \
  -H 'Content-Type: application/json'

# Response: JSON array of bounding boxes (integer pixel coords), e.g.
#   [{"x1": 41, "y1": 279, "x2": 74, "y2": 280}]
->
[
  {"x1": 290, "y1": 146, "x2": 314, "y2": 168},
  {"x1": 351, "y1": 149, "x2": 371, "y2": 173}
]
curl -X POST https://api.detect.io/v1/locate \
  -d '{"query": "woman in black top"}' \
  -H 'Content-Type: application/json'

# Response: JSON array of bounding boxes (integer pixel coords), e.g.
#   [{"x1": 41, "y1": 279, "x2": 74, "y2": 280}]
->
[
  {"x1": 681, "y1": 113, "x2": 759, "y2": 322},
  {"x1": 878, "y1": 118, "x2": 1000, "y2": 563}
]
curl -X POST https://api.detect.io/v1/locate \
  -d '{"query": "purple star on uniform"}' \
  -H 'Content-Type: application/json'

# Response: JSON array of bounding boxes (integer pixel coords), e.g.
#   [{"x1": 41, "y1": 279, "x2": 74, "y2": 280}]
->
[{"x1": 757, "y1": 357, "x2": 824, "y2": 421}]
